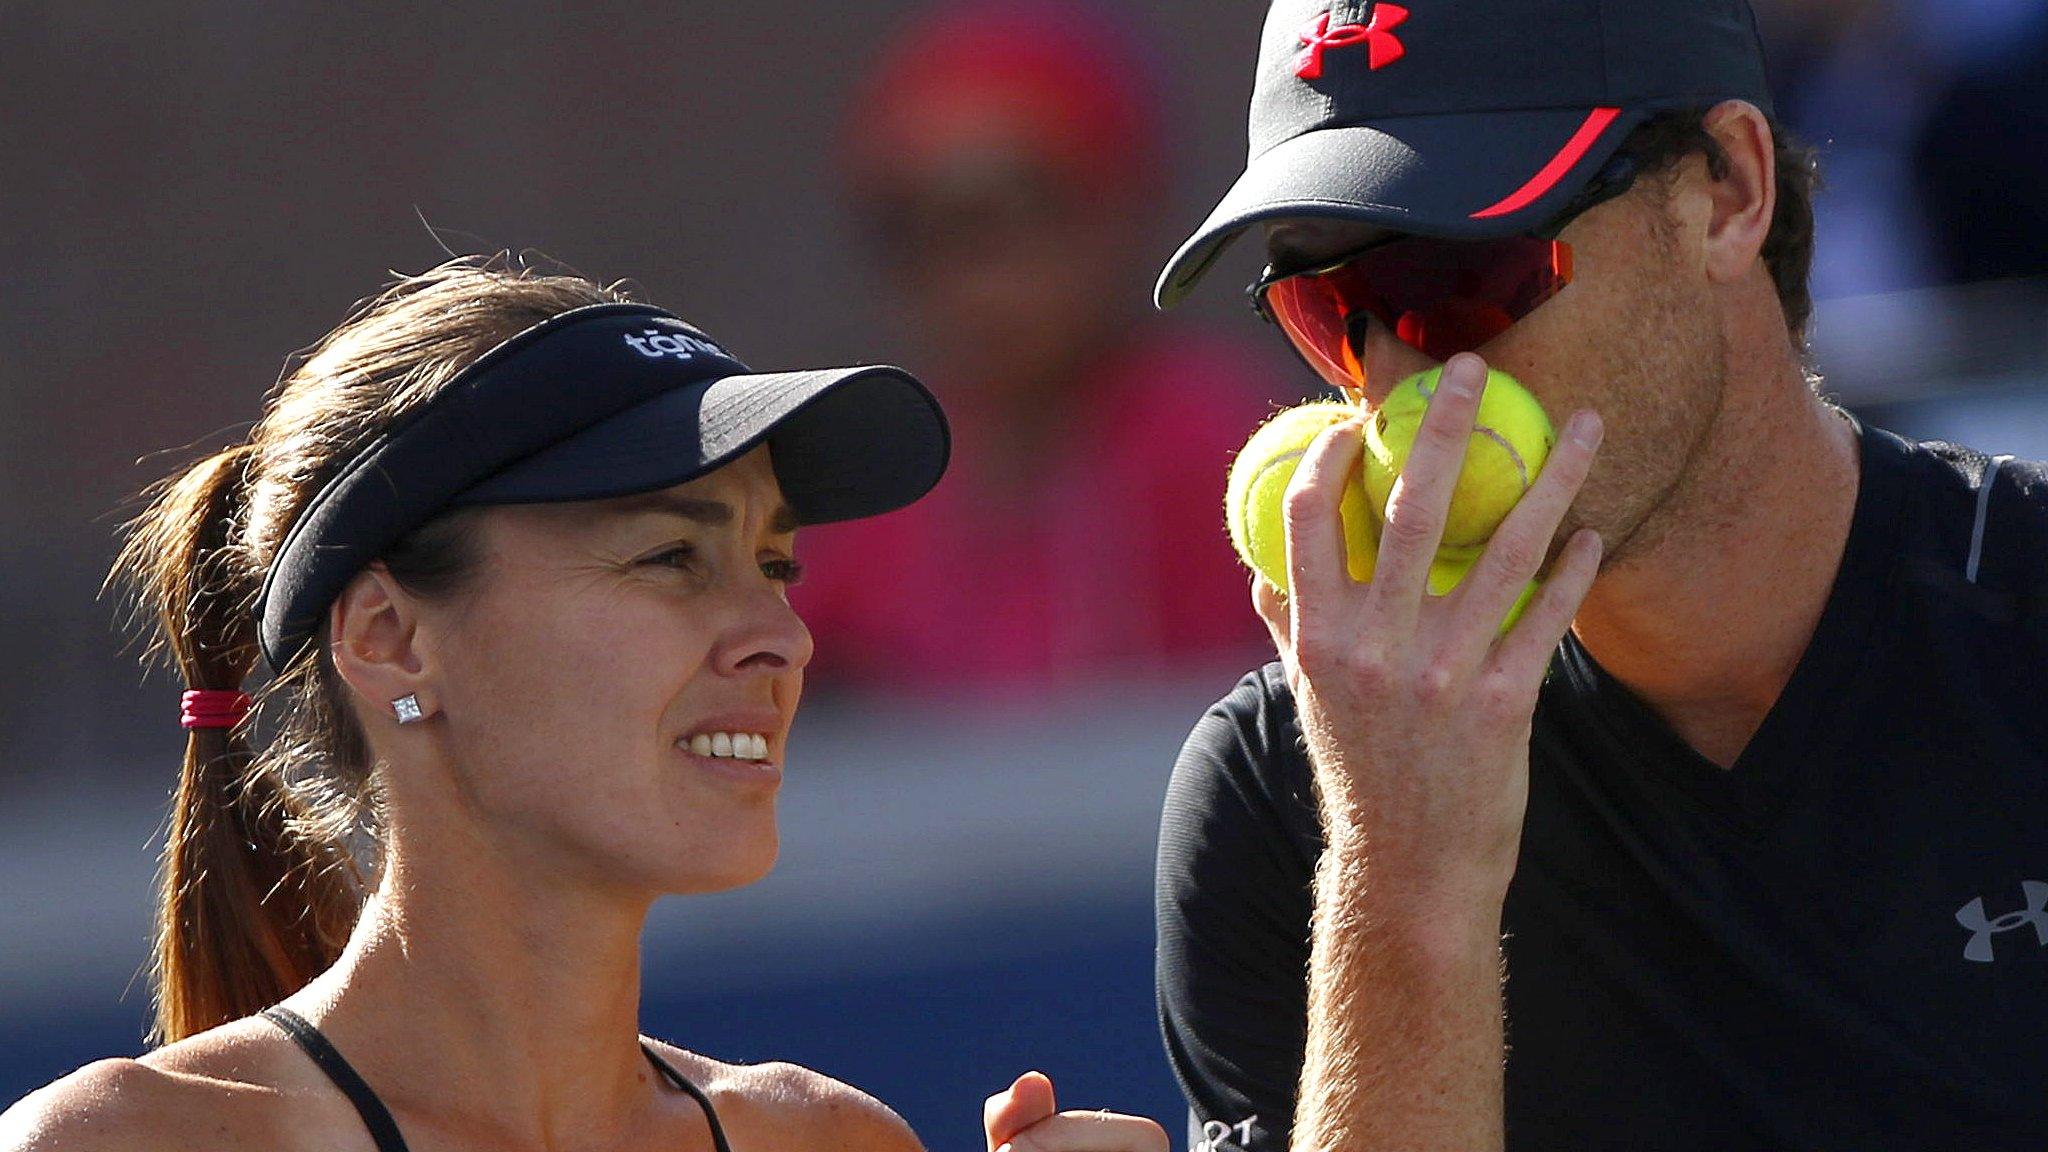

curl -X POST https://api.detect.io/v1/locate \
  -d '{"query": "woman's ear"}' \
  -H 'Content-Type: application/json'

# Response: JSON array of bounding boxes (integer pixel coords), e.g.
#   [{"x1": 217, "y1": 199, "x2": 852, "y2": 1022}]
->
[
  {"x1": 329, "y1": 565, "x2": 435, "y2": 724},
  {"x1": 1699, "y1": 99, "x2": 1776, "y2": 287}
]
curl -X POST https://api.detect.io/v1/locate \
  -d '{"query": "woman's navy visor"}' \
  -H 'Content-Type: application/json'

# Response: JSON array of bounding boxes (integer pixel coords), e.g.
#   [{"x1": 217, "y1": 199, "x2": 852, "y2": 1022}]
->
[{"x1": 255, "y1": 302, "x2": 949, "y2": 671}]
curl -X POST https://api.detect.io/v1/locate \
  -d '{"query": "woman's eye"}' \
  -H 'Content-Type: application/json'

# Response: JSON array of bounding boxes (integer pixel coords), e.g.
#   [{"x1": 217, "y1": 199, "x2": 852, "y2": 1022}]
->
[
  {"x1": 642, "y1": 543, "x2": 699, "y2": 570},
  {"x1": 761, "y1": 557, "x2": 805, "y2": 585}
]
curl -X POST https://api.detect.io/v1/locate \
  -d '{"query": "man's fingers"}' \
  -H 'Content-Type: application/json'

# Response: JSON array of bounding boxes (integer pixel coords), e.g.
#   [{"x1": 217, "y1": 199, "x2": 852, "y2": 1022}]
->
[
  {"x1": 1282, "y1": 416, "x2": 1369, "y2": 610},
  {"x1": 1252, "y1": 576, "x2": 1305, "y2": 690},
  {"x1": 986, "y1": 1071, "x2": 1058, "y2": 1151},
  {"x1": 1372, "y1": 353, "x2": 1485, "y2": 613},
  {"x1": 1001, "y1": 1110, "x2": 1171, "y2": 1152},
  {"x1": 1448, "y1": 407, "x2": 1603, "y2": 658},
  {"x1": 1252, "y1": 575, "x2": 1289, "y2": 647},
  {"x1": 1486, "y1": 407, "x2": 1603, "y2": 581},
  {"x1": 1490, "y1": 526, "x2": 1602, "y2": 676}
]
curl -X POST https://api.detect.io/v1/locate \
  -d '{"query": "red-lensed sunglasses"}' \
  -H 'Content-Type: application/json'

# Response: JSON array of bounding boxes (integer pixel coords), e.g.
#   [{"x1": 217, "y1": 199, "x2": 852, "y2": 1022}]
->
[{"x1": 1249, "y1": 155, "x2": 1638, "y2": 392}]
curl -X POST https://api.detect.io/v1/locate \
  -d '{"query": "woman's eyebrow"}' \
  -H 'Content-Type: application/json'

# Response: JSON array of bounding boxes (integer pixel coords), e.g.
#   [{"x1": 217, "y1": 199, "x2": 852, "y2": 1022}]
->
[{"x1": 609, "y1": 491, "x2": 799, "y2": 534}]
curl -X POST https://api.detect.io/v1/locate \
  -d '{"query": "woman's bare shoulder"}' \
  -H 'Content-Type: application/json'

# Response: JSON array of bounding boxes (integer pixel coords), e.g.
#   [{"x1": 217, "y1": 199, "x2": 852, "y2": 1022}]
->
[
  {"x1": 0, "y1": 1019, "x2": 306, "y2": 1152},
  {"x1": 643, "y1": 1039, "x2": 924, "y2": 1152},
  {"x1": 1, "y1": 1057, "x2": 209, "y2": 1152}
]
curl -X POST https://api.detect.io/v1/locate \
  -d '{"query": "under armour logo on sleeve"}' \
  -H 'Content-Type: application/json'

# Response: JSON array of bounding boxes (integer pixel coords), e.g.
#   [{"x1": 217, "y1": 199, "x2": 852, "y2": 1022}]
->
[{"x1": 1955, "y1": 880, "x2": 2048, "y2": 962}]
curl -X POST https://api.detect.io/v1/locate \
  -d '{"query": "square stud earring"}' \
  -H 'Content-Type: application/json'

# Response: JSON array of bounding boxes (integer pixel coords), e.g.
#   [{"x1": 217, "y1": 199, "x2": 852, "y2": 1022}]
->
[{"x1": 393, "y1": 694, "x2": 424, "y2": 724}]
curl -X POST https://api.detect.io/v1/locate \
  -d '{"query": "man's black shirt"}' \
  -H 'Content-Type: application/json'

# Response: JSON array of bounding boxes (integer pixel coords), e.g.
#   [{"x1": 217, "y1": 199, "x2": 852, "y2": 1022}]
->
[{"x1": 1156, "y1": 426, "x2": 2048, "y2": 1151}]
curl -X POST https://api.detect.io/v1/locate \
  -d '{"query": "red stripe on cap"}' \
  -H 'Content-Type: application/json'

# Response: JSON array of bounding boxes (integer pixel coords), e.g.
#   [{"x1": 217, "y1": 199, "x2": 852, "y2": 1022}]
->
[{"x1": 1470, "y1": 107, "x2": 1622, "y2": 220}]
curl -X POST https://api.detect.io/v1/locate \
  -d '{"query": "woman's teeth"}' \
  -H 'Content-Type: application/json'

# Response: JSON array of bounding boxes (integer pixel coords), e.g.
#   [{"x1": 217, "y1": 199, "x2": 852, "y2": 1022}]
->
[{"x1": 685, "y1": 732, "x2": 769, "y2": 761}]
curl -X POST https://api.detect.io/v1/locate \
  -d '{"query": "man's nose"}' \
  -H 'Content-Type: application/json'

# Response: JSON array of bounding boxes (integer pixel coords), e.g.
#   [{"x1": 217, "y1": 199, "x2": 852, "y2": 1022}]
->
[{"x1": 1353, "y1": 315, "x2": 1439, "y2": 405}]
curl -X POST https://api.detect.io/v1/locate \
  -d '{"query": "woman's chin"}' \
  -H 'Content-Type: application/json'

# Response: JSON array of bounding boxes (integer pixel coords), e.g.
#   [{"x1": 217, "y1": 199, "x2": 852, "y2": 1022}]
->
[{"x1": 662, "y1": 835, "x2": 779, "y2": 896}]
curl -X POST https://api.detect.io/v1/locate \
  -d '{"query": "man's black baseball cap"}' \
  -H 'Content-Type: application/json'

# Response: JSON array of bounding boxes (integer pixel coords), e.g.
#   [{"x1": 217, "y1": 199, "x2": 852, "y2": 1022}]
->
[
  {"x1": 1156, "y1": 0, "x2": 1774, "y2": 307},
  {"x1": 256, "y1": 303, "x2": 949, "y2": 671}
]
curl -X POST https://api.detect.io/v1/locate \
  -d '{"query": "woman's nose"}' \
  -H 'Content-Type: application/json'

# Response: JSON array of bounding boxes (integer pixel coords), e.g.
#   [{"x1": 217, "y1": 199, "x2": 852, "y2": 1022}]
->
[{"x1": 719, "y1": 585, "x2": 815, "y2": 677}]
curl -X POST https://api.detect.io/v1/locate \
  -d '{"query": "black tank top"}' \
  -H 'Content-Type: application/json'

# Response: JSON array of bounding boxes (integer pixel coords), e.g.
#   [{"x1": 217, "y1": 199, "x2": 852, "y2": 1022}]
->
[{"x1": 261, "y1": 1006, "x2": 736, "y2": 1152}]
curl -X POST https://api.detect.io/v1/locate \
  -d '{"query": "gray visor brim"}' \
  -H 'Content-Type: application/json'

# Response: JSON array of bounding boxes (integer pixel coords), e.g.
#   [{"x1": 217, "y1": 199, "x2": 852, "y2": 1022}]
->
[{"x1": 456, "y1": 365, "x2": 948, "y2": 526}]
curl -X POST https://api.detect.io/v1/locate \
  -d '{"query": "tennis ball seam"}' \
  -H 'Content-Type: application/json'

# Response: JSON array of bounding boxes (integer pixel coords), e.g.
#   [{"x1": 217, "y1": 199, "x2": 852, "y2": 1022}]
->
[
  {"x1": 1245, "y1": 445, "x2": 1312, "y2": 503},
  {"x1": 1471, "y1": 425, "x2": 1531, "y2": 489},
  {"x1": 1234, "y1": 445, "x2": 1312, "y2": 558}
]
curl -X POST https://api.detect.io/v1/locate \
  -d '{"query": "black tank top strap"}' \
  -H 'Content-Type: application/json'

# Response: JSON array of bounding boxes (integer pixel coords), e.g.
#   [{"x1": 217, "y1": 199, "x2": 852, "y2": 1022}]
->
[
  {"x1": 639, "y1": 1041, "x2": 736, "y2": 1152},
  {"x1": 262, "y1": 1006, "x2": 730, "y2": 1152},
  {"x1": 261, "y1": 1006, "x2": 411, "y2": 1152}
]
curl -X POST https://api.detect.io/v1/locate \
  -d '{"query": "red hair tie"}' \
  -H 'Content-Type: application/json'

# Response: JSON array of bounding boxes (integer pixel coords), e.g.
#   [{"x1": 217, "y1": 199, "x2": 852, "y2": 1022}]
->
[{"x1": 180, "y1": 690, "x2": 254, "y2": 730}]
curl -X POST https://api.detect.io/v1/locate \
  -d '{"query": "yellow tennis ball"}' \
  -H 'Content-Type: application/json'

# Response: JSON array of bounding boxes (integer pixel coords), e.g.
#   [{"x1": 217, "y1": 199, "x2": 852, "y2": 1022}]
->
[
  {"x1": 1427, "y1": 550, "x2": 1538, "y2": 633},
  {"x1": 1226, "y1": 401, "x2": 1378, "y2": 596},
  {"x1": 1362, "y1": 367, "x2": 1554, "y2": 548}
]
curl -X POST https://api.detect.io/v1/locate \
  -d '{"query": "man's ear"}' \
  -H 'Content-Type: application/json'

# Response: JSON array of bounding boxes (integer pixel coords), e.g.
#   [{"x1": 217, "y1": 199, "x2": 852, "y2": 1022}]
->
[
  {"x1": 1699, "y1": 99, "x2": 1776, "y2": 287},
  {"x1": 329, "y1": 565, "x2": 434, "y2": 724}
]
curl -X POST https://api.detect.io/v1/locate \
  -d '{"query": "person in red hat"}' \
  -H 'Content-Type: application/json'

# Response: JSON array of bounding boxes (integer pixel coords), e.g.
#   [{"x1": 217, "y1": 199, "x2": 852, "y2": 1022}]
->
[{"x1": 794, "y1": 1, "x2": 1285, "y2": 696}]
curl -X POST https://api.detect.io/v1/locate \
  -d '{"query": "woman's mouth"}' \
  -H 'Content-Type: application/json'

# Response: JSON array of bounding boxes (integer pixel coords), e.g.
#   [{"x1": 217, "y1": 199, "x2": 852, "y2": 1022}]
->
[{"x1": 678, "y1": 730, "x2": 772, "y2": 762}]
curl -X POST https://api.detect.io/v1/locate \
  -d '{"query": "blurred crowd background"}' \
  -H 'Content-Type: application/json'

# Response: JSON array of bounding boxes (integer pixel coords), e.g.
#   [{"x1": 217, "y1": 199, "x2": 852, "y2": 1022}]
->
[{"x1": 3, "y1": 1, "x2": 2045, "y2": 1148}]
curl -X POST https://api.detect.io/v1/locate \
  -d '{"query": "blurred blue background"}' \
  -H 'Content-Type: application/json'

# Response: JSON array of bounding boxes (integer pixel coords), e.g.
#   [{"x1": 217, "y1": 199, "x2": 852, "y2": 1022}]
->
[{"x1": 4, "y1": 2, "x2": 2047, "y2": 1149}]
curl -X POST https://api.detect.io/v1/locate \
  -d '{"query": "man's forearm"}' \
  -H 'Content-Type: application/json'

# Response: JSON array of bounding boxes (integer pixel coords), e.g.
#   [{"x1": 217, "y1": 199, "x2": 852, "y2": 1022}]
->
[
  {"x1": 1250, "y1": 360, "x2": 1600, "y2": 1152},
  {"x1": 1293, "y1": 829, "x2": 1508, "y2": 1152}
]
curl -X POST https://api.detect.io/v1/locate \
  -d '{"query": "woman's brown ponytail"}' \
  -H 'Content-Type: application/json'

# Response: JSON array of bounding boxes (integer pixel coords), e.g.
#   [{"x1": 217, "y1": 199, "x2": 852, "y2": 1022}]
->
[{"x1": 117, "y1": 444, "x2": 360, "y2": 1044}]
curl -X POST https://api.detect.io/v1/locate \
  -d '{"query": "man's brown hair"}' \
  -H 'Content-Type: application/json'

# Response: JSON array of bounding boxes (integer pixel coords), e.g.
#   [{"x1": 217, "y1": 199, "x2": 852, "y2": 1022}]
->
[{"x1": 1617, "y1": 106, "x2": 1822, "y2": 351}]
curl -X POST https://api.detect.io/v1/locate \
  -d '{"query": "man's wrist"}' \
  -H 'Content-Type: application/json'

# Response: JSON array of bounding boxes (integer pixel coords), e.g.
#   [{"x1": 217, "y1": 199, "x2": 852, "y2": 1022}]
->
[
  {"x1": 1314, "y1": 832, "x2": 1510, "y2": 965},
  {"x1": 1298, "y1": 833, "x2": 1511, "y2": 1152}
]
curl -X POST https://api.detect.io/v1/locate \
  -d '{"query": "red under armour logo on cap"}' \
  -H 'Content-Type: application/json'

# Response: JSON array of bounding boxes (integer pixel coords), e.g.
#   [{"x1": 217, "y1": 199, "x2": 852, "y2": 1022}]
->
[{"x1": 1295, "y1": 4, "x2": 1410, "y2": 80}]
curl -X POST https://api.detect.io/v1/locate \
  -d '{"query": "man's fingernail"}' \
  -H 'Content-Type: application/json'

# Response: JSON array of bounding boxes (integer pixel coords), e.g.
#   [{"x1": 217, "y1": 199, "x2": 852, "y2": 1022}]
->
[
  {"x1": 1568, "y1": 409, "x2": 1603, "y2": 445},
  {"x1": 996, "y1": 1144, "x2": 1013, "y2": 1152}
]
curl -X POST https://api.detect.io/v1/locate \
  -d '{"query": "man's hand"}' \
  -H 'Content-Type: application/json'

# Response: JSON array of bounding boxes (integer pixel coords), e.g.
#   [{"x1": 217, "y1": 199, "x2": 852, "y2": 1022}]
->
[
  {"x1": 1258, "y1": 351, "x2": 1603, "y2": 1151},
  {"x1": 983, "y1": 1071, "x2": 1169, "y2": 1152},
  {"x1": 1261, "y1": 350, "x2": 1602, "y2": 915}
]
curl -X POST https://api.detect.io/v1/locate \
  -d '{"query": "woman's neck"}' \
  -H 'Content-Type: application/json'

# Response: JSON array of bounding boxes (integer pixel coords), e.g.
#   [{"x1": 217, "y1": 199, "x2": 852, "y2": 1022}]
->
[{"x1": 289, "y1": 831, "x2": 663, "y2": 1149}]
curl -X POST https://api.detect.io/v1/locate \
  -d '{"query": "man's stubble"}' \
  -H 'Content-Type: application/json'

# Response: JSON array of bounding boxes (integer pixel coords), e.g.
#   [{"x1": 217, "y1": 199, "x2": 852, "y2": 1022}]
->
[{"x1": 1556, "y1": 212, "x2": 1731, "y2": 571}]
